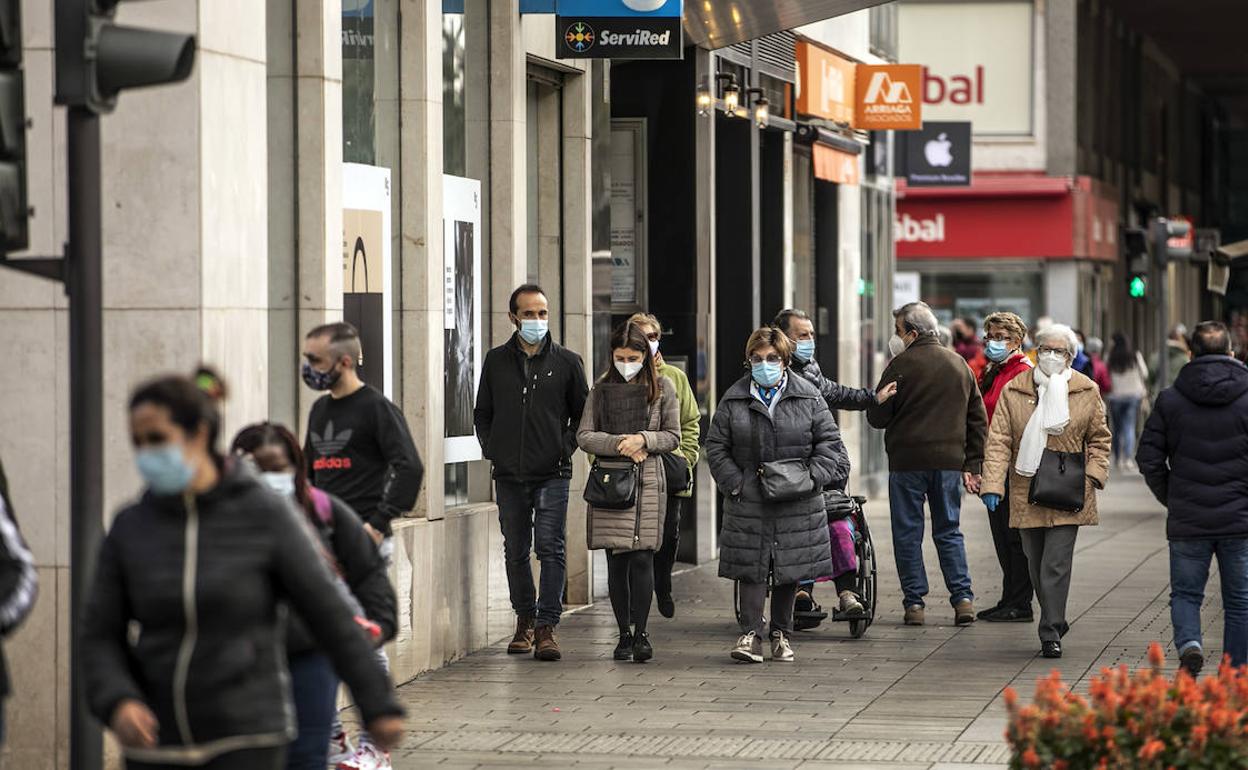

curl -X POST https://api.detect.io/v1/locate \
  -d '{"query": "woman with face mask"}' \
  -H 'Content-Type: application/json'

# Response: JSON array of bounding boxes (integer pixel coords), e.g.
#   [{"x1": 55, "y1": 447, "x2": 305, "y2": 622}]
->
[
  {"x1": 706, "y1": 327, "x2": 849, "y2": 664},
  {"x1": 576, "y1": 322, "x2": 681, "y2": 662},
  {"x1": 980, "y1": 324, "x2": 1112, "y2": 659},
  {"x1": 974, "y1": 313, "x2": 1036, "y2": 624},
  {"x1": 229, "y1": 423, "x2": 396, "y2": 770},
  {"x1": 81, "y1": 376, "x2": 404, "y2": 770}
]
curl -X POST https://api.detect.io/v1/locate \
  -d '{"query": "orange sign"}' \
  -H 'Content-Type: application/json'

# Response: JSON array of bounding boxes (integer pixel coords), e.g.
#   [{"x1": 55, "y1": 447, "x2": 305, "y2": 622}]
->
[
  {"x1": 855, "y1": 64, "x2": 923, "y2": 130},
  {"x1": 813, "y1": 144, "x2": 860, "y2": 185},
  {"x1": 796, "y1": 41, "x2": 856, "y2": 124}
]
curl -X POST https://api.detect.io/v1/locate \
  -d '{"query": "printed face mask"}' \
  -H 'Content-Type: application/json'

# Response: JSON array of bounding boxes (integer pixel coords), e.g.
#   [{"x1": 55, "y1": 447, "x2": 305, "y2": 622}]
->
[
  {"x1": 615, "y1": 360, "x2": 644, "y2": 381},
  {"x1": 301, "y1": 360, "x2": 340, "y2": 391},
  {"x1": 135, "y1": 445, "x2": 195, "y2": 496}
]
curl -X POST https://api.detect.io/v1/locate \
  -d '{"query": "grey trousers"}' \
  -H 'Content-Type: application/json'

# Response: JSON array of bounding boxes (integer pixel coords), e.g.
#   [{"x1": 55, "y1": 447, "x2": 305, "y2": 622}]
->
[
  {"x1": 738, "y1": 581, "x2": 799, "y2": 637},
  {"x1": 1019, "y1": 525, "x2": 1079, "y2": 643}
]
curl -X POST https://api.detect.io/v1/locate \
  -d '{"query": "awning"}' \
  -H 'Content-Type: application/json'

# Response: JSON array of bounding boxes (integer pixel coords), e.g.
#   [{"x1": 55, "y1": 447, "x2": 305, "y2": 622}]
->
[
  {"x1": 683, "y1": 0, "x2": 890, "y2": 50},
  {"x1": 813, "y1": 144, "x2": 859, "y2": 185}
]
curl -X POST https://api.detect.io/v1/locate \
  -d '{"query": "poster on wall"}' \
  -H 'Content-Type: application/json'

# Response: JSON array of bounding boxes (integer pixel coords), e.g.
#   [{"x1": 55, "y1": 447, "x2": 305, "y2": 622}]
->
[
  {"x1": 343, "y1": 163, "x2": 393, "y2": 399},
  {"x1": 443, "y1": 175, "x2": 483, "y2": 463}
]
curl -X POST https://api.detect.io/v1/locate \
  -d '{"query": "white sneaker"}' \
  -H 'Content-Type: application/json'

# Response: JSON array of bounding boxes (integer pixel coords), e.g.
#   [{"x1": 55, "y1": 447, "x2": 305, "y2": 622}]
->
[
  {"x1": 328, "y1": 729, "x2": 355, "y2": 766},
  {"x1": 838, "y1": 590, "x2": 866, "y2": 618},
  {"x1": 730, "y1": 631, "x2": 764, "y2": 663},
  {"x1": 770, "y1": 630, "x2": 795, "y2": 662},
  {"x1": 336, "y1": 743, "x2": 392, "y2": 770}
]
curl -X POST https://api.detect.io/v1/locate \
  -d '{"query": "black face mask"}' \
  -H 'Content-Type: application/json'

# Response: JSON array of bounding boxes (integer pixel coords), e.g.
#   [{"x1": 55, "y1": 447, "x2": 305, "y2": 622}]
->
[{"x1": 301, "y1": 361, "x2": 341, "y2": 391}]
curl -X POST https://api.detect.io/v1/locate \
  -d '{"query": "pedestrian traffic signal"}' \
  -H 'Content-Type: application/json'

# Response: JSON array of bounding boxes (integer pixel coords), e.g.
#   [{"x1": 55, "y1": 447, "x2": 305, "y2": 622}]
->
[
  {"x1": 1128, "y1": 274, "x2": 1147, "y2": 299},
  {"x1": 0, "y1": 0, "x2": 27, "y2": 253},
  {"x1": 55, "y1": 0, "x2": 196, "y2": 114}
]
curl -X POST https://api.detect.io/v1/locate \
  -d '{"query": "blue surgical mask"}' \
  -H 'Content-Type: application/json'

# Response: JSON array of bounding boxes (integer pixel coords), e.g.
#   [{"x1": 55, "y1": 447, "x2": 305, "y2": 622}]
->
[
  {"x1": 1075, "y1": 343, "x2": 1085, "y2": 359},
  {"x1": 301, "y1": 361, "x2": 340, "y2": 391},
  {"x1": 793, "y1": 339, "x2": 816, "y2": 362},
  {"x1": 136, "y1": 445, "x2": 195, "y2": 496},
  {"x1": 751, "y1": 361, "x2": 784, "y2": 388},
  {"x1": 984, "y1": 340, "x2": 1010, "y2": 363},
  {"x1": 518, "y1": 319, "x2": 548, "y2": 345},
  {"x1": 260, "y1": 471, "x2": 297, "y2": 499}
]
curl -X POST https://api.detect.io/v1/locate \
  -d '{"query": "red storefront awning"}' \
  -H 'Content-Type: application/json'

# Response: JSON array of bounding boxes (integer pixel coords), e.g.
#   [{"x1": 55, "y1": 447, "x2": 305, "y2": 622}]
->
[{"x1": 895, "y1": 175, "x2": 1119, "y2": 261}]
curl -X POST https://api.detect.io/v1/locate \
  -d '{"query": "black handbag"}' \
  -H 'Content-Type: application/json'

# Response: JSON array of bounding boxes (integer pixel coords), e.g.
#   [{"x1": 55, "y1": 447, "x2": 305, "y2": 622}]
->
[
  {"x1": 584, "y1": 459, "x2": 638, "y2": 510},
  {"x1": 1027, "y1": 448, "x2": 1086, "y2": 513},
  {"x1": 823, "y1": 489, "x2": 856, "y2": 521},
  {"x1": 661, "y1": 452, "x2": 691, "y2": 493},
  {"x1": 751, "y1": 413, "x2": 816, "y2": 502}
]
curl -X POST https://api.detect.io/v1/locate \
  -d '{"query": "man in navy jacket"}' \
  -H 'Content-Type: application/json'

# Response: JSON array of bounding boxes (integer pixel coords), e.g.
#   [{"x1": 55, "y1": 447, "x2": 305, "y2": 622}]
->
[{"x1": 1138, "y1": 321, "x2": 1248, "y2": 677}]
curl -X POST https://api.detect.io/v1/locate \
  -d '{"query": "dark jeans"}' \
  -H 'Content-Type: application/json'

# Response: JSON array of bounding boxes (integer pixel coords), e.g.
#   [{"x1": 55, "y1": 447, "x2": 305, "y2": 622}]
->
[
  {"x1": 286, "y1": 652, "x2": 339, "y2": 770},
  {"x1": 1020, "y1": 526, "x2": 1078, "y2": 643},
  {"x1": 888, "y1": 470, "x2": 974, "y2": 609},
  {"x1": 1107, "y1": 396, "x2": 1140, "y2": 465},
  {"x1": 986, "y1": 486, "x2": 1033, "y2": 611},
  {"x1": 653, "y1": 495, "x2": 685, "y2": 599},
  {"x1": 738, "y1": 581, "x2": 799, "y2": 637},
  {"x1": 607, "y1": 549, "x2": 654, "y2": 634},
  {"x1": 1170, "y1": 538, "x2": 1248, "y2": 667},
  {"x1": 495, "y1": 478, "x2": 570, "y2": 627},
  {"x1": 127, "y1": 748, "x2": 285, "y2": 770}
]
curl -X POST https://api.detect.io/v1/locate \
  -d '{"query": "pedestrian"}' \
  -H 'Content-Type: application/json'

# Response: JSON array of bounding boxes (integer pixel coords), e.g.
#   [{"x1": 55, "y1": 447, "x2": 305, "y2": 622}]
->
[
  {"x1": 773, "y1": 308, "x2": 895, "y2": 624},
  {"x1": 980, "y1": 324, "x2": 1111, "y2": 659},
  {"x1": 975, "y1": 312, "x2": 1035, "y2": 623},
  {"x1": 81, "y1": 375, "x2": 404, "y2": 770},
  {"x1": 1072, "y1": 330, "x2": 1095, "y2": 380},
  {"x1": 952, "y1": 317, "x2": 988, "y2": 379},
  {"x1": 706, "y1": 327, "x2": 848, "y2": 663},
  {"x1": 1084, "y1": 336, "x2": 1113, "y2": 396},
  {"x1": 473, "y1": 284, "x2": 589, "y2": 662},
  {"x1": 1105, "y1": 332, "x2": 1149, "y2": 470},
  {"x1": 867, "y1": 301, "x2": 986, "y2": 626},
  {"x1": 1150, "y1": 324, "x2": 1191, "y2": 390},
  {"x1": 230, "y1": 423, "x2": 397, "y2": 770},
  {"x1": 627, "y1": 313, "x2": 700, "y2": 619},
  {"x1": 577, "y1": 321, "x2": 681, "y2": 662},
  {"x1": 1136, "y1": 321, "x2": 1248, "y2": 676},
  {"x1": 0, "y1": 458, "x2": 37, "y2": 748},
  {"x1": 301, "y1": 321, "x2": 422, "y2": 770}
]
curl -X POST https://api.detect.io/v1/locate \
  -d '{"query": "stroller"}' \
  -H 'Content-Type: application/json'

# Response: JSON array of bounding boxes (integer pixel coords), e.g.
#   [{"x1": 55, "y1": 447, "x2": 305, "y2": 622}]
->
[{"x1": 734, "y1": 492, "x2": 878, "y2": 639}]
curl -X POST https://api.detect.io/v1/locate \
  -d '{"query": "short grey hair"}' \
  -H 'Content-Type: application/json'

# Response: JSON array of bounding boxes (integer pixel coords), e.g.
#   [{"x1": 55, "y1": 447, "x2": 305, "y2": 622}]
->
[
  {"x1": 1085, "y1": 336, "x2": 1104, "y2": 356},
  {"x1": 894, "y1": 301, "x2": 939, "y2": 337},
  {"x1": 936, "y1": 325, "x2": 952, "y2": 347},
  {"x1": 1034, "y1": 323, "x2": 1079, "y2": 359}
]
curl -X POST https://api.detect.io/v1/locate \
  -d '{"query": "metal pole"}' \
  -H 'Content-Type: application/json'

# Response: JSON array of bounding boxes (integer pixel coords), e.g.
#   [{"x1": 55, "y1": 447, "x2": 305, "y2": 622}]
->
[{"x1": 68, "y1": 104, "x2": 104, "y2": 770}]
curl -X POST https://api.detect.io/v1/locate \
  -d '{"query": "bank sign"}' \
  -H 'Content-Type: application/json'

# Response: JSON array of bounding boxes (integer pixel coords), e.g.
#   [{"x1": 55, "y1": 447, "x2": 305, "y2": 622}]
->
[{"x1": 555, "y1": 0, "x2": 683, "y2": 59}]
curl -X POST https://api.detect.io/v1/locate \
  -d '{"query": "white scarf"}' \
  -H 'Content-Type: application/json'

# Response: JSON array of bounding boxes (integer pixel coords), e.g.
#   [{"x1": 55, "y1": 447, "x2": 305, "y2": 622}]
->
[{"x1": 1015, "y1": 366, "x2": 1072, "y2": 477}]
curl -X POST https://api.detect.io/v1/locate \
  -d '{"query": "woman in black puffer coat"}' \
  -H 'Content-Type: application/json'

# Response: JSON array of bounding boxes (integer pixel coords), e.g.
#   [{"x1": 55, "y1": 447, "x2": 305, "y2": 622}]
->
[{"x1": 706, "y1": 327, "x2": 849, "y2": 664}]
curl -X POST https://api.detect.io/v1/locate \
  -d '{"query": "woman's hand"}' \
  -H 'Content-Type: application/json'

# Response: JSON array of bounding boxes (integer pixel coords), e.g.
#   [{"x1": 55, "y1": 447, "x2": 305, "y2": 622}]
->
[
  {"x1": 111, "y1": 699, "x2": 159, "y2": 749},
  {"x1": 627, "y1": 449, "x2": 649, "y2": 464},
  {"x1": 617, "y1": 434, "x2": 646, "y2": 456},
  {"x1": 876, "y1": 381, "x2": 898, "y2": 404},
  {"x1": 365, "y1": 715, "x2": 405, "y2": 751}
]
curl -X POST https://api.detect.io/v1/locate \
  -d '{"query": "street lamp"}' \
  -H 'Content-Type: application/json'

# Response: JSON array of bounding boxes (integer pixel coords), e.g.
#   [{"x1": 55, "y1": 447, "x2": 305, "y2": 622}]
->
[
  {"x1": 695, "y1": 80, "x2": 712, "y2": 116},
  {"x1": 721, "y1": 78, "x2": 739, "y2": 114},
  {"x1": 745, "y1": 86, "x2": 768, "y2": 128}
]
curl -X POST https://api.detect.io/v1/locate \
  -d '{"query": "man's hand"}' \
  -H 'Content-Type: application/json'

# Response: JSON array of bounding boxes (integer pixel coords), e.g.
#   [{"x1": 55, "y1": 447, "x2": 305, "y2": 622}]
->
[
  {"x1": 365, "y1": 715, "x2": 405, "y2": 751},
  {"x1": 963, "y1": 472, "x2": 982, "y2": 495},
  {"x1": 111, "y1": 699, "x2": 159, "y2": 749},
  {"x1": 363, "y1": 522, "x2": 384, "y2": 546},
  {"x1": 617, "y1": 434, "x2": 646, "y2": 457},
  {"x1": 876, "y1": 381, "x2": 898, "y2": 404}
]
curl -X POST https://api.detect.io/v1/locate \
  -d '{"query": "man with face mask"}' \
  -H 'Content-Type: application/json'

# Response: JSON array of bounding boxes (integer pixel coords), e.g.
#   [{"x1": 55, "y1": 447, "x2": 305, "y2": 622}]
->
[
  {"x1": 474, "y1": 284, "x2": 589, "y2": 662},
  {"x1": 868, "y1": 302, "x2": 988, "y2": 627}
]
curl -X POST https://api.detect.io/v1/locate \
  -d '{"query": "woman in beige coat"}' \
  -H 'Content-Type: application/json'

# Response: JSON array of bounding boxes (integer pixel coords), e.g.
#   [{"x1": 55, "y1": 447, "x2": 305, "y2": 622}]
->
[
  {"x1": 981, "y1": 323, "x2": 1111, "y2": 659},
  {"x1": 577, "y1": 321, "x2": 680, "y2": 663}
]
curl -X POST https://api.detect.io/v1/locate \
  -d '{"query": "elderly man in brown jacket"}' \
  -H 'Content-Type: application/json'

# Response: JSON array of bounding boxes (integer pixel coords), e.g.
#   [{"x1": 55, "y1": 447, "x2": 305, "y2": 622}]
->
[{"x1": 981, "y1": 323, "x2": 1111, "y2": 659}]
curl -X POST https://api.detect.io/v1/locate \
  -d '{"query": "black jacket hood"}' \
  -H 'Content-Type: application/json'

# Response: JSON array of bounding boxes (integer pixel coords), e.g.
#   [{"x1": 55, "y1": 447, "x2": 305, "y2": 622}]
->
[{"x1": 1173, "y1": 355, "x2": 1248, "y2": 407}]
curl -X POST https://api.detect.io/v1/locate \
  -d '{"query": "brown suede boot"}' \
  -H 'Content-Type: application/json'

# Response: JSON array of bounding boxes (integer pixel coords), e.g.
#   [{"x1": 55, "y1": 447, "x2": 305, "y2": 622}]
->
[
  {"x1": 533, "y1": 624, "x2": 562, "y2": 661},
  {"x1": 507, "y1": 615, "x2": 535, "y2": 655}
]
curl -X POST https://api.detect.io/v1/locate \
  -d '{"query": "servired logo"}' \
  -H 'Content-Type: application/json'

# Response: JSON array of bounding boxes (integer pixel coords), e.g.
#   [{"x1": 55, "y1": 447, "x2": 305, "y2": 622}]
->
[
  {"x1": 894, "y1": 213, "x2": 946, "y2": 243},
  {"x1": 855, "y1": 65, "x2": 922, "y2": 130}
]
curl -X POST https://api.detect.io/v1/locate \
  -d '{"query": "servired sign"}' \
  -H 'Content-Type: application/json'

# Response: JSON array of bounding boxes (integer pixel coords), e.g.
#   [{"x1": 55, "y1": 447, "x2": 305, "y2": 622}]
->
[{"x1": 855, "y1": 64, "x2": 923, "y2": 130}]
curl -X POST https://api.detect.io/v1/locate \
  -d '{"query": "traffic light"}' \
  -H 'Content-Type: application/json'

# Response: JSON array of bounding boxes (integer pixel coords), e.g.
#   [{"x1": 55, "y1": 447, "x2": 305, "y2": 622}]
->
[
  {"x1": 1128, "y1": 274, "x2": 1147, "y2": 299},
  {"x1": 55, "y1": 0, "x2": 196, "y2": 114},
  {"x1": 0, "y1": 0, "x2": 26, "y2": 253},
  {"x1": 1150, "y1": 216, "x2": 1193, "y2": 267}
]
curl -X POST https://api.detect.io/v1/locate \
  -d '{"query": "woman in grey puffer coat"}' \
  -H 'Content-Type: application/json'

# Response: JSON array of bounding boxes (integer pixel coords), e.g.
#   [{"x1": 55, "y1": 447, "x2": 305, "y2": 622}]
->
[
  {"x1": 706, "y1": 327, "x2": 849, "y2": 664},
  {"x1": 577, "y1": 322, "x2": 681, "y2": 663}
]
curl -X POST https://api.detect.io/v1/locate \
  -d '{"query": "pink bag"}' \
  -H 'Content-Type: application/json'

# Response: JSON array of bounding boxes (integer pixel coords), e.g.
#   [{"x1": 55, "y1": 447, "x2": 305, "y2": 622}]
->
[{"x1": 827, "y1": 517, "x2": 858, "y2": 579}]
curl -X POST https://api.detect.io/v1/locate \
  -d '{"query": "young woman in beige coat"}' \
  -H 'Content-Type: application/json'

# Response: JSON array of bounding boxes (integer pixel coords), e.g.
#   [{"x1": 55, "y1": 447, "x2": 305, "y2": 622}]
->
[
  {"x1": 981, "y1": 323, "x2": 1112, "y2": 660},
  {"x1": 577, "y1": 322, "x2": 681, "y2": 663}
]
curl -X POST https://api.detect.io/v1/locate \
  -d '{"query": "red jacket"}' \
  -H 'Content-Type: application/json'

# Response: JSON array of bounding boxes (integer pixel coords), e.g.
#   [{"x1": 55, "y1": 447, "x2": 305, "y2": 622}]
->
[
  {"x1": 1089, "y1": 355, "x2": 1112, "y2": 395},
  {"x1": 979, "y1": 353, "x2": 1033, "y2": 423}
]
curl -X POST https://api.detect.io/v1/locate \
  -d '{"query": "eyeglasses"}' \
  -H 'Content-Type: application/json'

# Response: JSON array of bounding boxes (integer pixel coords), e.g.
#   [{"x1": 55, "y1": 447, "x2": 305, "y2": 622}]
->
[
  {"x1": 748, "y1": 354, "x2": 782, "y2": 365},
  {"x1": 984, "y1": 333, "x2": 1012, "y2": 342},
  {"x1": 645, "y1": 332, "x2": 660, "y2": 341},
  {"x1": 1038, "y1": 347, "x2": 1068, "y2": 356}
]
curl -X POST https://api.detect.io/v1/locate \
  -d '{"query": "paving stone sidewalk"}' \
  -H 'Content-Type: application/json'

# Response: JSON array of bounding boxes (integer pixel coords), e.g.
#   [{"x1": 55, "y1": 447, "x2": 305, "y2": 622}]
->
[{"x1": 364, "y1": 474, "x2": 1224, "y2": 769}]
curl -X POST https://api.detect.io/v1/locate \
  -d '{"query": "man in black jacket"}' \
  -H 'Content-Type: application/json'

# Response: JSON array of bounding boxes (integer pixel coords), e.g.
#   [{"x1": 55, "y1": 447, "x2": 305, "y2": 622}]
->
[
  {"x1": 474, "y1": 284, "x2": 588, "y2": 662},
  {"x1": 1138, "y1": 321, "x2": 1248, "y2": 677},
  {"x1": 0, "y1": 458, "x2": 37, "y2": 747}
]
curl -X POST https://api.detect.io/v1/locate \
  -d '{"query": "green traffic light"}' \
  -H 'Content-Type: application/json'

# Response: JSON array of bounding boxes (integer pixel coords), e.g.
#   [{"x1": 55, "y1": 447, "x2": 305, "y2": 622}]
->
[{"x1": 1129, "y1": 275, "x2": 1146, "y2": 298}]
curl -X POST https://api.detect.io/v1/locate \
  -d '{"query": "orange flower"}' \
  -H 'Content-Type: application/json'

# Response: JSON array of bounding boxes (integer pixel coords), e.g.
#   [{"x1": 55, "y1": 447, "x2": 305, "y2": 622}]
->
[
  {"x1": 1021, "y1": 747, "x2": 1041, "y2": 767},
  {"x1": 1004, "y1": 687, "x2": 1019, "y2": 710},
  {"x1": 1138, "y1": 738, "x2": 1165, "y2": 761}
]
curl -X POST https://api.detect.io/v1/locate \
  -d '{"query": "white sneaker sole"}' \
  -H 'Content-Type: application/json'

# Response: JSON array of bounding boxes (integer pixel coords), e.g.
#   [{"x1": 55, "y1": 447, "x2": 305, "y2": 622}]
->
[
  {"x1": 731, "y1": 649, "x2": 763, "y2": 663},
  {"x1": 772, "y1": 653, "x2": 795, "y2": 662}
]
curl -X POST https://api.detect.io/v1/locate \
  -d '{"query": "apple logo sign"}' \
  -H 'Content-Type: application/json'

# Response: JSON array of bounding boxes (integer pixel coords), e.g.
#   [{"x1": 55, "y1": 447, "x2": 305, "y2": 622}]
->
[
  {"x1": 622, "y1": 0, "x2": 667, "y2": 11},
  {"x1": 924, "y1": 132, "x2": 953, "y2": 167}
]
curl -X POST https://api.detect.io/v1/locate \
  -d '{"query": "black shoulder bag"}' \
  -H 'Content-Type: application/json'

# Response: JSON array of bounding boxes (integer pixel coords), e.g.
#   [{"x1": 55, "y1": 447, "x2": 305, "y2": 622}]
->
[
  {"x1": 582, "y1": 386, "x2": 643, "y2": 510},
  {"x1": 751, "y1": 407, "x2": 816, "y2": 502},
  {"x1": 1027, "y1": 448, "x2": 1086, "y2": 513}
]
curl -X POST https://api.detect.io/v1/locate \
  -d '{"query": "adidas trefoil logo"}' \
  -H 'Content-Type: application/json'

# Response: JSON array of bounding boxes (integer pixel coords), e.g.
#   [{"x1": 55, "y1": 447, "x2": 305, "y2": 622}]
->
[{"x1": 311, "y1": 421, "x2": 353, "y2": 455}]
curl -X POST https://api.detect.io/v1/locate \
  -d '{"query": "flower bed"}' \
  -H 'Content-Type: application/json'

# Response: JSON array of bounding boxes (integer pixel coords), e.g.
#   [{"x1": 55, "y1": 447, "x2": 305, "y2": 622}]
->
[{"x1": 1005, "y1": 643, "x2": 1248, "y2": 768}]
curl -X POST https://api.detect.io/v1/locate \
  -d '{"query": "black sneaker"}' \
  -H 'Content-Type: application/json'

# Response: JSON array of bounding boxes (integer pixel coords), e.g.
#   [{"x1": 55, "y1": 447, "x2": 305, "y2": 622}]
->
[
  {"x1": 632, "y1": 631, "x2": 653, "y2": 663},
  {"x1": 975, "y1": 602, "x2": 1003, "y2": 620},
  {"x1": 983, "y1": 606, "x2": 1034, "y2": 623},
  {"x1": 1041, "y1": 641, "x2": 1062, "y2": 659},
  {"x1": 613, "y1": 631, "x2": 634, "y2": 661},
  {"x1": 657, "y1": 593, "x2": 675, "y2": 619},
  {"x1": 1180, "y1": 648, "x2": 1204, "y2": 678}
]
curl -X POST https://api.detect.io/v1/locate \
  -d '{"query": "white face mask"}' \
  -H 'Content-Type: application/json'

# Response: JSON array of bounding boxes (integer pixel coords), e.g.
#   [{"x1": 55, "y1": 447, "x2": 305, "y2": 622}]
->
[
  {"x1": 648, "y1": 339, "x2": 660, "y2": 356},
  {"x1": 888, "y1": 334, "x2": 908, "y2": 357},
  {"x1": 615, "y1": 360, "x2": 644, "y2": 381},
  {"x1": 260, "y1": 471, "x2": 297, "y2": 499},
  {"x1": 1038, "y1": 351, "x2": 1068, "y2": 376}
]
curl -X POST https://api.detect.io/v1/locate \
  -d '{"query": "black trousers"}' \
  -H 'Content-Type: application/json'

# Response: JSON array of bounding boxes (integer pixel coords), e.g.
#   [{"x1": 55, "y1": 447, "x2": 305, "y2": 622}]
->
[
  {"x1": 987, "y1": 489, "x2": 1034, "y2": 611},
  {"x1": 607, "y1": 549, "x2": 654, "y2": 634},
  {"x1": 127, "y1": 747, "x2": 285, "y2": 770},
  {"x1": 653, "y1": 495, "x2": 685, "y2": 598}
]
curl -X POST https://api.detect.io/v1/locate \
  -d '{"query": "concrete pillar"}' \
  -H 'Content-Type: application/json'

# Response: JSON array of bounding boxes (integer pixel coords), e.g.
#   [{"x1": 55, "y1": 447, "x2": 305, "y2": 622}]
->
[
  {"x1": 691, "y1": 48, "x2": 718, "y2": 565},
  {"x1": 489, "y1": 0, "x2": 527, "y2": 346},
  {"x1": 1045, "y1": 0, "x2": 1077, "y2": 176},
  {"x1": 836, "y1": 181, "x2": 865, "y2": 491}
]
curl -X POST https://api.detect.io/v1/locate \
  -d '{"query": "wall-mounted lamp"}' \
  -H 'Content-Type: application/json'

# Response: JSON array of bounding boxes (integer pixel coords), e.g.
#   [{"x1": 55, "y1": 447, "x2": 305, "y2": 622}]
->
[
  {"x1": 695, "y1": 81, "x2": 713, "y2": 116},
  {"x1": 745, "y1": 87, "x2": 769, "y2": 129},
  {"x1": 721, "y1": 78, "x2": 740, "y2": 114}
]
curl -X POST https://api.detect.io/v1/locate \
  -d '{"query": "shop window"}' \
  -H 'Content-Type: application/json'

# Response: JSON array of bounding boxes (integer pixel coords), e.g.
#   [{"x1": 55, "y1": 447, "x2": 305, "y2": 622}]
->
[
  {"x1": 609, "y1": 118, "x2": 647, "y2": 313},
  {"x1": 526, "y1": 70, "x2": 566, "y2": 341}
]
